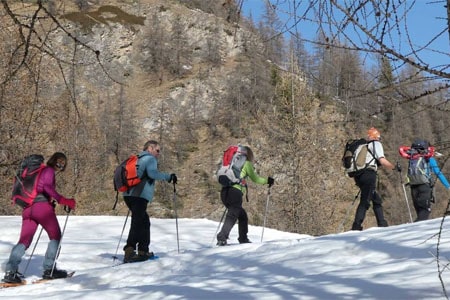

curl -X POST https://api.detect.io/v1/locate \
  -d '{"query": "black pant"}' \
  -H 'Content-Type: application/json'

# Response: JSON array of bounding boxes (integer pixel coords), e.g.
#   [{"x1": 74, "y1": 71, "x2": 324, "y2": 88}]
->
[
  {"x1": 124, "y1": 196, "x2": 150, "y2": 252},
  {"x1": 410, "y1": 184, "x2": 432, "y2": 222},
  {"x1": 351, "y1": 169, "x2": 388, "y2": 230},
  {"x1": 217, "y1": 187, "x2": 248, "y2": 242}
]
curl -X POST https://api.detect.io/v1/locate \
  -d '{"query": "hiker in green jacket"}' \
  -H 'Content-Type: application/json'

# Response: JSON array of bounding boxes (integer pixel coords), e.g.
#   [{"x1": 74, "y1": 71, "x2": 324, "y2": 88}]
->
[{"x1": 217, "y1": 146, "x2": 274, "y2": 246}]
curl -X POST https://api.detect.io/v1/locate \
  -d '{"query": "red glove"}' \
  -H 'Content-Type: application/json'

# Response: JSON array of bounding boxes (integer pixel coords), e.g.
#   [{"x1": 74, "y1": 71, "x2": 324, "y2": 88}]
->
[{"x1": 59, "y1": 197, "x2": 76, "y2": 210}]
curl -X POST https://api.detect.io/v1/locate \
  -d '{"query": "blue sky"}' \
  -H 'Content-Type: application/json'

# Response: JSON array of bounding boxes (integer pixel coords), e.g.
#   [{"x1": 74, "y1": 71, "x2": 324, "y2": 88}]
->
[{"x1": 241, "y1": 1, "x2": 449, "y2": 71}]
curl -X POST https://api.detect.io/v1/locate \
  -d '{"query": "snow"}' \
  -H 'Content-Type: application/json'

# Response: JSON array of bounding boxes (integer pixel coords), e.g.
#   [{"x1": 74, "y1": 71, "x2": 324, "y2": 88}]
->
[{"x1": 1, "y1": 215, "x2": 449, "y2": 299}]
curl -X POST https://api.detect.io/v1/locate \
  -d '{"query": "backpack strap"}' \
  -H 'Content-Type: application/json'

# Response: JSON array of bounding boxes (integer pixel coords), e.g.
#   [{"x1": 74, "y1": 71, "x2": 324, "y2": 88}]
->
[
  {"x1": 130, "y1": 153, "x2": 155, "y2": 197},
  {"x1": 366, "y1": 140, "x2": 380, "y2": 168},
  {"x1": 424, "y1": 157, "x2": 433, "y2": 184},
  {"x1": 136, "y1": 153, "x2": 155, "y2": 185},
  {"x1": 244, "y1": 183, "x2": 249, "y2": 202}
]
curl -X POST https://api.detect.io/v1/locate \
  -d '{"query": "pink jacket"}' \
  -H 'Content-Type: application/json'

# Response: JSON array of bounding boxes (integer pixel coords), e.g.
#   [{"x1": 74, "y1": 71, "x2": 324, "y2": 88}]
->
[{"x1": 35, "y1": 166, "x2": 64, "y2": 202}]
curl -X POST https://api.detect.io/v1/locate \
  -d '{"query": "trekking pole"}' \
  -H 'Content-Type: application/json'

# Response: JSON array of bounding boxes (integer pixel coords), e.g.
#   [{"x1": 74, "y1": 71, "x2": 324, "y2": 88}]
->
[
  {"x1": 50, "y1": 206, "x2": 71, "y2": 277},
  {"x1": 398, "y1": 167, "x2": 413, "y2": 223},
  {"x1": 401, "y1": 183, "x2": 413, "y2": 223},
  {"x1": 172, "y1": 182, "x2": 180, "y2": 254},
  {"x1": 22, "y1": 226, "x2": 43, "y2": 275},
  {"x1": 112, "y1": 209, "x2": 130, "y2": 261},
  {"x1": 337, "y1": 190, "x2": 360, "y2": 233},
  {"x1": 211, "y1": 207, "x2": 227, "y2": 247},
  {"x1": 261, "y1": 186, "x2": 271, "y2": 243}
]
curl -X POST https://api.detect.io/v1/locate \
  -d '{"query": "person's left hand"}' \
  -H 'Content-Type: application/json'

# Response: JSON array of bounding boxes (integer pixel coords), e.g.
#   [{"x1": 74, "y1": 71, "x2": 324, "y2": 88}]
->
[
  {"x1": 59, "y1": 197, "x2": 76, "y2": 210},
  {"x1": 169, "y1": 174, "x2": 177, "y2": 184},
  {"x1": 268, "y1": 177, "x2": 274, "y2": 187}
]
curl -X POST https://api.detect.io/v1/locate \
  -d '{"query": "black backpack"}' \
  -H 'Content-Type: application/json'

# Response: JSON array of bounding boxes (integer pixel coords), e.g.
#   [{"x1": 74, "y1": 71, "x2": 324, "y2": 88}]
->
[
  {"x1": 407, "y1": 140, "x2": 431, "y2": 185},
  {"x1": 11, "y1": 154, "x2": 46, "y2": 208},
  {"x1": 342, "y1": 139, "x2": 375, "y2": 177},
  {"x1": 407, "y1": 156, "x2": 431, "y2": 185}
]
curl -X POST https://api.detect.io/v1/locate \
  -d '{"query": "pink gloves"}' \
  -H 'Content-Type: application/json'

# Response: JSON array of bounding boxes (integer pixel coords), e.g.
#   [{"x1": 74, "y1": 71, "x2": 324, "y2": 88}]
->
[{"x1": 59, "y1": 197, "x2": 76, "y2": 210}]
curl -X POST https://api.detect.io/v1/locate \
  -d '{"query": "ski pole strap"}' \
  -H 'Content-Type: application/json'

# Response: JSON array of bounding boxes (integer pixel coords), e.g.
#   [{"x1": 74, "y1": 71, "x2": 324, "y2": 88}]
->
[
  {"x1": 352, "y1": 190, "x2": 360, "y2": 204},
  {"x1": 113, "y1": 192, "x2": 119, "y2": 210},
  {"x1": 245, "y1": 184, "x2": 249, "y2": 202}
]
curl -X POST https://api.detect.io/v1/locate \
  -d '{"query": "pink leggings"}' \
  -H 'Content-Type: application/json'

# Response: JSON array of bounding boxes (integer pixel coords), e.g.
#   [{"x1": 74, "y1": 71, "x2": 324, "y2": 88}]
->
[{"x1": 19, "y1": 201, "x2": 61, "y2": 248}]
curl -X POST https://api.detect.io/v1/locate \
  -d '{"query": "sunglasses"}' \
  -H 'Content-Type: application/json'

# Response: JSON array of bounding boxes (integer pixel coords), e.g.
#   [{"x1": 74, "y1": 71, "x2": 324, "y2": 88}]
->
[{"x1": 56, "y1": 162, "x2": 66, "y2": 170}]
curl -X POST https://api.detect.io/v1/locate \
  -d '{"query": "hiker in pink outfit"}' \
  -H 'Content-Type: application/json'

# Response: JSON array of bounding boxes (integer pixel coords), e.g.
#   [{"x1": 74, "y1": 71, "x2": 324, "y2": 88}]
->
[{"x1": 3, "y1": 152, "x2": 76, "y2": 284}]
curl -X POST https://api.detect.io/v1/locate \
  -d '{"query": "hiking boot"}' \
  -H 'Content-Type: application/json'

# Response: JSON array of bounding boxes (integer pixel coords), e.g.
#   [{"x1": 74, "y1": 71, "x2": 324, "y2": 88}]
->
[
  {"x1": 42, "y1": 268, "x2": 68, "y2": 279},
  {"x1": 2, "y1": 271, "x2": 23, "y2": 284},
  {"x1": 377, "y1": 221, "x2": 388, "y2": 227},
  {"x1": 127, "y1": 251, "x2": 154, "y2": 263},
  {"x1": 123, "y1": 246, "x2": 136, "y2": 263},
  {"x1": 137, "y1": 251, "x2": 154, "y2": 260},
  {"x1": 216, "y1": 240, "x2": 227, "y2": 246},
  {"x1": 238, "y1": 238, "x2": 252, "y2": 244},
  {"x1": 351, "y1": 223, "x2": 363, "y2": 231}
]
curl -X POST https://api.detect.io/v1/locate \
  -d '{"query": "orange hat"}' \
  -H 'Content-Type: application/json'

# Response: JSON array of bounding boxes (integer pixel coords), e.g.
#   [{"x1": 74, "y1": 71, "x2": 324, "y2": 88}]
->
[{"x1": 367, "y1": 127, "x2": 381, "y2": 140}]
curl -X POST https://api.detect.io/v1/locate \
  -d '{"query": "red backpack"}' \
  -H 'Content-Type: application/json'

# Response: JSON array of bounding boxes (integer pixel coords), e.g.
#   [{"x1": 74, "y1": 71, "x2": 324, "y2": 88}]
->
[
  {"x1": 113, "y1": 155, "x2": 141, "y2": 193},
  {"x1": 113, "y1": 154, "x2": 155, "y2": 210},
  {"x1": 216, "y1": 145, "x2": 247, "y2": 187}
]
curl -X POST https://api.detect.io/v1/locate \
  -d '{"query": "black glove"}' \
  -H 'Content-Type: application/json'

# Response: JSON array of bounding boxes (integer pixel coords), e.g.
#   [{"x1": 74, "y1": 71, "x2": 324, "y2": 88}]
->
[
  {"x1": 394, "y1": 162, "x2": 402, "y2": 172},
  {"x1": 169, "y1": 173, "x2": 177, "y2": 184},
  {"x1": 268, "y1": 177, "x2": 274, "y2": 187}
]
